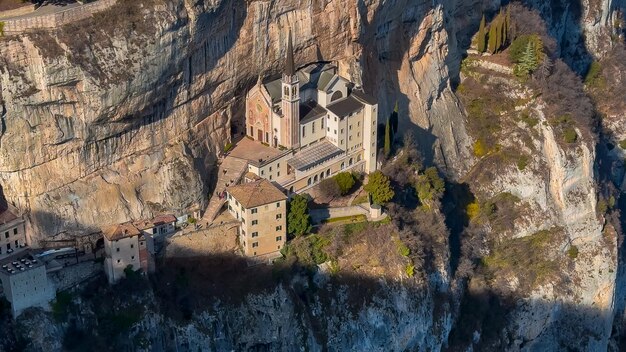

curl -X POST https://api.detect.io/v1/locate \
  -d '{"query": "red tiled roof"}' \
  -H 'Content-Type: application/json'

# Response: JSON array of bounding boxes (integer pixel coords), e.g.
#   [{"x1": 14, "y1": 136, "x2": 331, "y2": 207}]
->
[
  {"x1": 227, "y1": 179, "x2": 286, "y2": 208},
  {"x1": 102, "y1": 222, "x2": 141, "y2": 241}
]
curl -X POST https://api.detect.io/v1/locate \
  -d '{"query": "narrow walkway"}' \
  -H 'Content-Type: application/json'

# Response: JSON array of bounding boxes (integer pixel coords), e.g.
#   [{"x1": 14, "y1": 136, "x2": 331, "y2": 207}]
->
[{"x1": 201, "y1": 156, "x2": 248, "y2": 224}]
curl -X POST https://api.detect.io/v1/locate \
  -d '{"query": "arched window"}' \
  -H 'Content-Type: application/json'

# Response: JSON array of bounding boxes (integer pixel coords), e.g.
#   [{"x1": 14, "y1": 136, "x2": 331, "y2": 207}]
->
[
  {"x1": 314, "y1": 175, "x2": 318, "y2": 183},
  {"x1": 357, "y1": 154, "x2": 362, "y2": 162},
  {"x1": 284, "y1": 87, "x2": 289, "y2": 97},
  {"x1": 341, "y1": 162, "x2": 345, "y2": 170},
  {"x1": 326, "y1": 169, "x2": 330, "y2": 177},
  {"x1": 307, "y1": 178, "x2": 312, "y2": 186},
  {"x1": 320, "y1": 172, "x2": 324, "y2": 180},
  {"x1": 349, "y1": 158, "x2": 353, "y2": 166},
  {"x1": 330, "y1": 90, "x2": 343, "y2": 102}
]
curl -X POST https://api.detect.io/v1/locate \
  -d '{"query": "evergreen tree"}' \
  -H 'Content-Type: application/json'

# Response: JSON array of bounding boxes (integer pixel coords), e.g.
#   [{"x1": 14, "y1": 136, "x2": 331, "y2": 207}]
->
[
  {"x1": 384, "y1": 118, "x2": 392, "y2": 157},
  {"x1": 487, "y1": 22, "x2": 497, "y2": 53},
  {"x1": 495, "y1": 16, "x2": 501, "y2": 52},
  {"x1": 477, "y1": 14, "x2": 487, "y2": 52},
  {"x1": 506, "y1": 6, "x2": 512, "y2": 39},
  {"x1": 287, "y1": 194, "x2": 312, "y2": 237},
  {"x1": 390, "y1": 101, "x2": 399, "y2": 134},
  {"x1": 364, "y1": 171, "x2": 395, "y2": 205},
  {"x1": 515, "y1": 41, "x2": 539, "y2": 77}
]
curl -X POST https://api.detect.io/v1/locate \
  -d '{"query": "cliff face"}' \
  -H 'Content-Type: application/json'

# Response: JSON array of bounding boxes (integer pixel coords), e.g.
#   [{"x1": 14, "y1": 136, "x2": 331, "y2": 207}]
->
[
  {"x1": 0, "y1": 0, "x2": 474, "y2": 240},
  {"x1": 0, "y1": 0, "x2": 624, "y2": 350}
]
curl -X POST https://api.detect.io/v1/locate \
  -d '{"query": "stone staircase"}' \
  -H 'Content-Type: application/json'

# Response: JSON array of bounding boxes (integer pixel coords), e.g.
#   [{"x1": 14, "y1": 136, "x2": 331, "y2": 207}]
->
[{"x1": 202, "y1": 156, "x2": 248, "y2": 224}]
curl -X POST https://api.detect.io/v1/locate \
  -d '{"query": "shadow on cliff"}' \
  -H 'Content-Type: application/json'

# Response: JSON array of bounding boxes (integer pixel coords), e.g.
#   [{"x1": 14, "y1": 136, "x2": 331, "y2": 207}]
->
[
  {"x1": 356, "y1": 0, "x2": 439, "y2": 168},
  {"x1": 15, "y1": 248, "x2": 614, "y2": 352}
]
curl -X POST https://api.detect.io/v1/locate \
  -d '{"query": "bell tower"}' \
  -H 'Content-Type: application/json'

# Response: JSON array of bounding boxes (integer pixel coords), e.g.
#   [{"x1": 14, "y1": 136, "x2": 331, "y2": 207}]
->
[{"x1": 281, "y1": 29, "x2": 300, "y2": 149}]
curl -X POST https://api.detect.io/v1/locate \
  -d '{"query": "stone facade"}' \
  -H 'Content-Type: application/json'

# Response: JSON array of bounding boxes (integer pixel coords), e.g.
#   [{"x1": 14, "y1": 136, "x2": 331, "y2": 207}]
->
[{"x1": 226, "y1": 180, "x2": 287, "y2": 259}]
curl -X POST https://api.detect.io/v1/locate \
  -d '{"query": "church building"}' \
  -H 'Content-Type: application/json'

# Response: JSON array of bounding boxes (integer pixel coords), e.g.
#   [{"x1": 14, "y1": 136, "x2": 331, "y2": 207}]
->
[{"x1": 241, "y1": 30, "x2": 378, "y2": 193}]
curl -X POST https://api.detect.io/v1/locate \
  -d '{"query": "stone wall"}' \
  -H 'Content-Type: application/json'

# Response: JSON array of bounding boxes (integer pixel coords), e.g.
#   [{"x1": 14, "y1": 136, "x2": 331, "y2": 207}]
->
[{"x1": 2, "y1": 0, "x2": 116, "y2": 34}]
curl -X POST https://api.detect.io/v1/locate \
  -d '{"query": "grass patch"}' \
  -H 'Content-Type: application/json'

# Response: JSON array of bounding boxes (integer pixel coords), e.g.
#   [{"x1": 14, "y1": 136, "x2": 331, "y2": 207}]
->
[
  {"x1": 619, "y1": 139, "x2": 626, "y2": 149},
  {"x1": 223, "y1": 142, "x2": 233, "y2": 153},
  {"x1": 324, "y1": 214, "x2": 367, "y2": 224},
  {"x1": 352, "y1": 194, "x2": 369, "y2": 205},
  {"x1": 563, "y1": 127, "x2": 578, "y2": 143}
]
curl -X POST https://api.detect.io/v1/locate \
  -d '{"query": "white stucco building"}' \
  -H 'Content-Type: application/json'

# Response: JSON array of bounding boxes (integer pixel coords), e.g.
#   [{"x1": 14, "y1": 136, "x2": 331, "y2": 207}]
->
[
  {"x1": 103, "y1": 222, "x2": 149, "y2": 284},
  {"x1": 0, "y1": 252, "x2": 54, "y2": 318}
]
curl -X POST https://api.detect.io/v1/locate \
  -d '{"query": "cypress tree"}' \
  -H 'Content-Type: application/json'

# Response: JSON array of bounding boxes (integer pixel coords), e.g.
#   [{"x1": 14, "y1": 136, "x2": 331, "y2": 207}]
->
[
  {"x1": 488, "y1": 22, "x2": 497, "y2": 53},
  {"x1": 391, "y1": 100, "x2": 399, "y2": 134},
  {"x1": 506, "y1": 6, "x2": 512, "y2": 39},
  {"x1": 384, "y1": 118, "x2": 392, "y2": 157},
  {"x1": 495, "y1": 16, "x2": 501, "y2": 53},
  {"x1": 477, "y1": 14, "x2": 487, "y2": 52}
]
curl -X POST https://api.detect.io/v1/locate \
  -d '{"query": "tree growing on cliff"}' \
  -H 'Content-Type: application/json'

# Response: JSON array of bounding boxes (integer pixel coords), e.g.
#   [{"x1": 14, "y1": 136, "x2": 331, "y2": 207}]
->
[
  {"x1": 384, "y1": 118, "x2": 392, "y2": 157},
  {"x1": 415, "y1": 167, "x2": 446, "y2": 208},
  {"x1": 390, "y1": 101, "x2": 399, "y2": 134},
  {"x1": 477, "y1": 15, "x2": 487, "y2": 52},
  {"x1": 288, "y1": 194, "x2": 312, "y2": 237},
  {"x1": 364, "y1": 171, "x2": 395, "y2": 205},
  {"x1": 488, "y1": 22, "x2": 498, "y2": 53}
]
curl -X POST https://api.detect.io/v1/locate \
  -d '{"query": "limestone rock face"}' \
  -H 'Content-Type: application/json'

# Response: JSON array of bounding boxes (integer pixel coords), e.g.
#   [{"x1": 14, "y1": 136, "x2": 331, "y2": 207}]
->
[{"x1": 0, "y1": 0, "x2": 477, "y2": 240}]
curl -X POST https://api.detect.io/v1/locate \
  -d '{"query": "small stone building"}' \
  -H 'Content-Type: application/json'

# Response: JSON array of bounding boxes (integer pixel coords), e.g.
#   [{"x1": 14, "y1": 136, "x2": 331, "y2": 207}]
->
[
  {"x1": 103, "y1": 222, "x2": 150, "y2": 284},
  {"x1": 226, "y1": 179, "x2": 287, "y2": 259},
  {"x1": 0, "y1": 205, "x2": 27, "y2": 260}
]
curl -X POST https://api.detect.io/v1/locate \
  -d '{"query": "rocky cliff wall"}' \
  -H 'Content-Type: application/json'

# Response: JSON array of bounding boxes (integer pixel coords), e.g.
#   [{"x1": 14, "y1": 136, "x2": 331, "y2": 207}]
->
[{"x1": 0, "y1": 0, "x2": 474, "y2": 240}]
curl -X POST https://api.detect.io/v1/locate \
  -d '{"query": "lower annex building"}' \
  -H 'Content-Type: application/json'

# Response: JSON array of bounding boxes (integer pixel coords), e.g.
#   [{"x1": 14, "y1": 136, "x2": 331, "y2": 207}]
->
[{"x1": 226, "y1": 179, "x2": 287, "y2": 259}]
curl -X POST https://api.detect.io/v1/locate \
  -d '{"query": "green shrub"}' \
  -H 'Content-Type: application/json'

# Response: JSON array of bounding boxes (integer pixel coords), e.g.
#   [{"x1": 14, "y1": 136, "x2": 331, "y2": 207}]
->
[
  {"x1": 568, "y1": 245, "x2": 579, "y2": 259},
  {"x1": 223, "y1": 142, "x2": 233, "y2": 153},
  {"x1": 52, "y1": 291, "x2": 74, "y2": 322},
  {"x1": 405, "y1": 264, "x2": 415, "y2": 277},
  {"x1": 466, "y1": 201, "x2": 481, "y2": 220},
  {"x1": 563, "y1": 128, "x2": 578, "y2": 143},
  {"x1": 396, "y1": 240, "x2": 410, "y2": 257},
  {"x1": 0, "y1": 22, "x2": 4, "y2": 37},
  {"x1": 364, "y1": 171, "x2": 394, "y2": 205},
  {"x1": 517, "y1": 155, "x2": 529, "y2": 171},
  {"x1": 584, "y1": 61, "x2": 605, "y2": 88},
  {"x1": 619, "y1": 139, "x2": 626, "y2": 149},
  {"x1": 473, "y1": 139, "x2": 488, "y2": 157},
  {"x1": 309, "y1": 235, "x2": 331, "y2": 264},
  {"x1": 187, "y1": 216, "x2": 197, "y2": 224},
  {"x1": 334, "y1": 172, "x2": 356, "y2": 195}
]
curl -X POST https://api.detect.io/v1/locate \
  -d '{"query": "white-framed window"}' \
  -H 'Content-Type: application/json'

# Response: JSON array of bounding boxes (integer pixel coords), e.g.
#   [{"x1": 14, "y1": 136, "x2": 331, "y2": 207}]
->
[
  {"x1": 251, "y1": 208, "x2": 257, "y2": 214},
  {"x1": 252, "y1": 242, "x2": 259, "y2": 248},
  {"x1": 276, "y1": 214, "x2": 282, "y2": 219},
  {"x1": 276, "y1": 236, "x2": 282, "y2": 241},
  {"x1": 276, "y1": 226, "x2": 282, "y2": 231},
  {"x1": 252, "y1": 232, "x2": 258, "y2": 237},
  {"x1": 252, "y1": 220, "x2": 258, "y2": 225}
]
